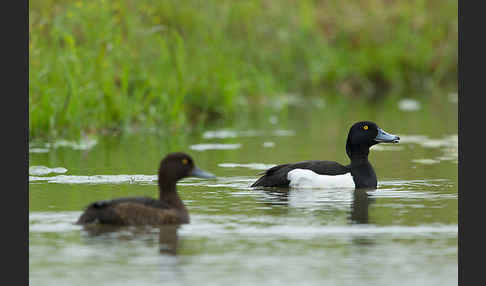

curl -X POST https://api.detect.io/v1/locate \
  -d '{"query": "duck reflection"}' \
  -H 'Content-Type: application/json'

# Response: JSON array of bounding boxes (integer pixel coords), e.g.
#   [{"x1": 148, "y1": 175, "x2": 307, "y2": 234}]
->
[
  {"x1": 261, "y1": 187, "x2": 291, "y2": 204},
  {"x1": 158, "y1": 225, "x2": 179, "y2": 255},
  {"x1": 79, "y1": 224, "x2": 180, "y2": 255},
  {"x1": 349, "y1": 188, "x2": 377, "y2": 246},
  {"x1": 350, "y1": 188, "x2": 376, "y2": 224},
  {"x1": 254, "y1": 187, "x2": 291, "y2": 215},
  {"x1": 255, "y1": 186, "x2": 377, "y2": 221}
]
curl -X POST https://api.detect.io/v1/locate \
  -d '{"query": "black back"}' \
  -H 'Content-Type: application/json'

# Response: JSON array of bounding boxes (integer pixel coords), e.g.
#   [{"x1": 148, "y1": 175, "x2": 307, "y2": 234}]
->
[{"x1": 251, "y1": 160, "x2": 349, "y2": 187}]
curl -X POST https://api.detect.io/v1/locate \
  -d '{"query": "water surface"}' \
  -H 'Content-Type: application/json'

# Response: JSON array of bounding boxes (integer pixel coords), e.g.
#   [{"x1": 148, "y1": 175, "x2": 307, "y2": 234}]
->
[{"x1": 29, "y1": 95, "x2": 458, "y2": 286}]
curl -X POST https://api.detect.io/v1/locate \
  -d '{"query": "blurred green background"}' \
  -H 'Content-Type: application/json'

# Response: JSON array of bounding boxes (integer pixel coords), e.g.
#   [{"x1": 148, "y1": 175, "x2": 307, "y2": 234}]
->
[{"x1": 29, "y1": 0, "x2": 457, "y2": 139}]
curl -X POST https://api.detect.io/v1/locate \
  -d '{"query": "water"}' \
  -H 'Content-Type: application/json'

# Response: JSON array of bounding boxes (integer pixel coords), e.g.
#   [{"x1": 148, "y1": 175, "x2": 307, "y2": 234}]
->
[{"x1": 29, "y1": 95, "x2": 458, "y2": 286}]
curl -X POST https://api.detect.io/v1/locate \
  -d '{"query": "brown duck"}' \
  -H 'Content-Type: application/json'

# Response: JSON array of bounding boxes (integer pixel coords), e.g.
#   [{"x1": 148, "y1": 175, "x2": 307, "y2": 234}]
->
[{"x1": 76, "y1": 152, "x2": 215, "y2": 226}]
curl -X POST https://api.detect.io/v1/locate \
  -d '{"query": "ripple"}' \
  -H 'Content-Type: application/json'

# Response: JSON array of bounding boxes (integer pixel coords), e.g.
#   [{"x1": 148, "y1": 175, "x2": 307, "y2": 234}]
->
[
  {"x1": 29, "y1": 174, "x2": 249, "y2": 186},
  {"x1": 448, "y1": 92, "x2": 458, "y2": 103},
  {"x1": 202, "y1": 130, "x2": 239, "y2": 139},
  {"x1": 273, "y1": 130, "x2": 295, "y2": 136},
  {"x1": 400, "y1": 134, "x2": 457, "y2": 148},
  {"x1": 218, "y1": 163, "x2": 276, "y2": 170},
  {"x1": 399, "y1": 134, "x2": 458, "y2": 164},
  {"x1": 29, "y1": 166, "x2": 68, "y2": 176},
  {"x1": 397, "y1": 99, "x2": 421, "y2": 111},
  {"x1": 184, "y1": 217, "x2": 457, "y2": 239},
  {"x1": 369, "y1": 190, "x2": 457, "y2": 200},
  {"x1": 29, "y1": 148, "x2": 50, "y2": 154},
  {"x1": 53, "y1": 138, "x2": 98, "y2": 150},
  {"x1": 201, "y1": 129, "x2": 295, "y2": 139},
  {"x1": 29, "y1": 174, "x2": 157, "y2": 184},
  {"x1": 398, "y1": 135, "x2": 430, "y2": 144},
  {"x1": 263, "y1": 142, "x2": 275, "y2": 148},
  {"x1": 29, "y1": 212, "x2": 80, "y2": 232},
  {"x1": 189, "y1": 143, "x2": 242, "y2": 151},
  {"x1": 180, "y1": 176, "x2": 255, "y2": 190},
  {"x1": 412, "y1": 159, "x2": 441, "y2": 165},
  {"x1": 29, "y1": 138, "x2": 98, "y2": 152},
  {"x1": 29, "y1": 212, "x2": 457, "y2": 239},
  {"x1": 371, "y1": 145, "x2": 404, "y2": 151},
  {"x1": 376, "y1": 179, "x2": 457, "y2": 199}
]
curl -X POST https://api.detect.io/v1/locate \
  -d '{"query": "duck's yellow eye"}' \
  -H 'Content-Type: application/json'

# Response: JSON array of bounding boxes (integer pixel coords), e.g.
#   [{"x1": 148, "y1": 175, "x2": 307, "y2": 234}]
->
[
  {"x1": 363, "y1": 125, "x2": 368, "y2": 130},
  {"x1": 182, "y1": 158, "x2": 188, "y2": 165}
]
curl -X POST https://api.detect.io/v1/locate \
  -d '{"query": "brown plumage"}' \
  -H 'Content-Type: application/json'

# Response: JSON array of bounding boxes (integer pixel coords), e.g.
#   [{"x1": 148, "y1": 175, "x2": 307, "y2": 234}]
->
[{"x1": 76, "y1": 152, "x2": 215, "y2": 226}]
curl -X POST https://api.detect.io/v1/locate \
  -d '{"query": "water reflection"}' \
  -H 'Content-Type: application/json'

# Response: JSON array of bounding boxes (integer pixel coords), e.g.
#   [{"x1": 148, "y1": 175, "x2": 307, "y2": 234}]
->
[
  {"x1": 254, "y1": 187, "x2": 291, "y2": 215},
  {"x1": 256, "y1": 186, "x2": 376, "y2": 226},
  {"x1": 80, "y1": 224, "x2": 180, "y2": 255},
  {"x1": 29, "y1": 96, "x2": 458, "y2": 285},
  {"x1": 349, "y1": 188, "x2": 376, "y2": 224},
  {"x1": 350, "y1": 188, "x2": 377, "y2": 246},
  {"x1": 261, "y1": 188, "x2": 290, "y2": 204},
  {"x1": 158, "y1": 225, "x2": 179, "y2": 255}
]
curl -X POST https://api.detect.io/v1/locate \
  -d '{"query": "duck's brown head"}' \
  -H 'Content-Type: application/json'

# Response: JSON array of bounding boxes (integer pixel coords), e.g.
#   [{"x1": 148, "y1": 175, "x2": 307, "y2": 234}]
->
[{"x1": 158, "y1": 152, "x2": 215, "y2": 186}]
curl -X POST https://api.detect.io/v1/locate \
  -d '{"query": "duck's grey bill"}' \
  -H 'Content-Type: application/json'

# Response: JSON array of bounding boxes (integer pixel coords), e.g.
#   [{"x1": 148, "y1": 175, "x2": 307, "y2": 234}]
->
[
  {"x1": 190, "y1": 166, "x2": 216, "y2": 178},
  {"x1": 375, "y1": 128, "x2": 400, "y2": 143}
]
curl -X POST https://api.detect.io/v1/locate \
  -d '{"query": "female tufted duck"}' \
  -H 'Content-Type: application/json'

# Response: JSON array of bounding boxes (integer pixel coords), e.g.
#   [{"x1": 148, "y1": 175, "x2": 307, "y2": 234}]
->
[{"x1": 76, "y1": 152, "x2": 215, "y2": 226}]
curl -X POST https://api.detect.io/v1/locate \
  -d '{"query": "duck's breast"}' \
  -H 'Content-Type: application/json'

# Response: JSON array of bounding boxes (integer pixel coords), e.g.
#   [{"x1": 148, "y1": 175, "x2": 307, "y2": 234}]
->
[{"x1": 287, "y1": 169, "x2": 355, "y2": 189}]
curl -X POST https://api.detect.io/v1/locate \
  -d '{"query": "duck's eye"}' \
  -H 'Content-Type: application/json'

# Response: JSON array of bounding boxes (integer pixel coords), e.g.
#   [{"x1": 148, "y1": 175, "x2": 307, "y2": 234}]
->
[
  {"x1": 182, "y1": 158, "x2": 189, "y2": 165},
  {"x1": 363, "y1": 125, "x2": 369, "y2": 130}
]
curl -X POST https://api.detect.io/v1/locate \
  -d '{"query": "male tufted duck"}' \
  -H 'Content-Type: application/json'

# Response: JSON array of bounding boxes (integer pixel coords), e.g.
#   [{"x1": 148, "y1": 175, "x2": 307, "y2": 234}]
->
[{"x1": 251, "y1": 121, "x2": 399, "y2": 189}]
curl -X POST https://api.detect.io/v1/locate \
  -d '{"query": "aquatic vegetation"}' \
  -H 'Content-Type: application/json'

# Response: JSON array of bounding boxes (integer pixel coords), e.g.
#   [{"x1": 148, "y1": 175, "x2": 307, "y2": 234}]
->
[{"x1": 29, "y1": 0, "x2": 457, "y2": 139}]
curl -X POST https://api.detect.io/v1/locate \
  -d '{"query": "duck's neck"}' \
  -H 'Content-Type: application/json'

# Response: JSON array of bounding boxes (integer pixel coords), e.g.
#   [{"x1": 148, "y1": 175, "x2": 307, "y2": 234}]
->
[
  {"x1": 348, "y1": 154, "x2": 377, "y2": 188},
  {"x1": 158, "y1": 181, "x2": 186, "y2": 210}
]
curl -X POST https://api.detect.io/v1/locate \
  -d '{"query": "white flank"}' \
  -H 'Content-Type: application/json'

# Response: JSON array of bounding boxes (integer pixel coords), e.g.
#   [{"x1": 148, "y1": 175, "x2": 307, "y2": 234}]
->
[{"x1": 287, "y1": 169, "x2": 355, "y2": 189}]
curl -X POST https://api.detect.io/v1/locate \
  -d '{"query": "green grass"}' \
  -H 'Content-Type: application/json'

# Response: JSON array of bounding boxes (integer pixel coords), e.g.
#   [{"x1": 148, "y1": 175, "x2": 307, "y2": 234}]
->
[{"x1": 29, "y1": 0, "x2": 457, "y2": 139}]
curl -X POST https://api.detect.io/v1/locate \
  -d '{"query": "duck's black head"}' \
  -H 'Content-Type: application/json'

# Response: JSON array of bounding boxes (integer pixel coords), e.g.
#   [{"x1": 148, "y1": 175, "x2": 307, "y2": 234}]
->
[
  {"x1": 158, "y1": 152, "x2": 215, "y2": 187},
  {"x1": 345, "y1": 121, "x2": 400, "y2": 159}
]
